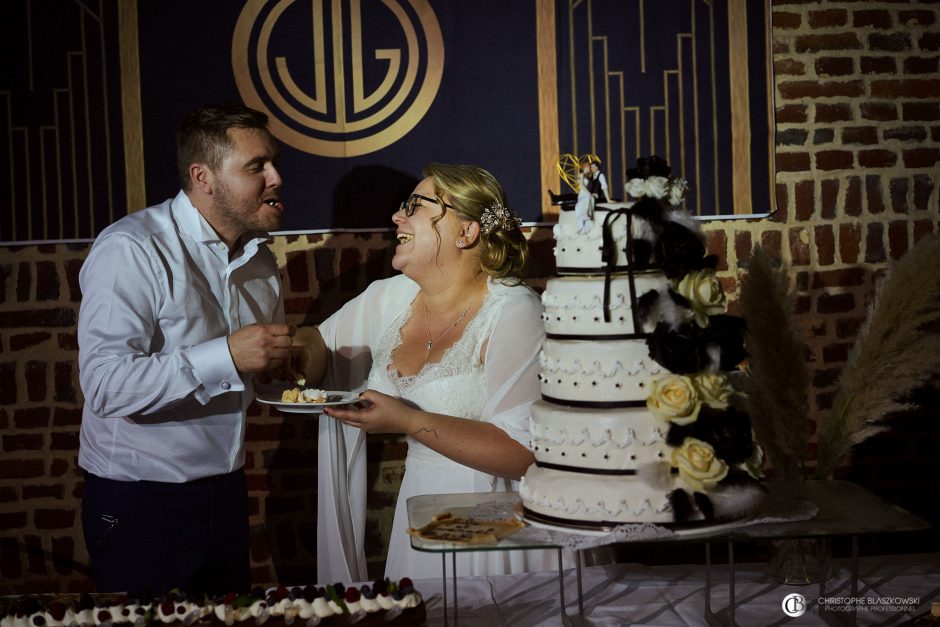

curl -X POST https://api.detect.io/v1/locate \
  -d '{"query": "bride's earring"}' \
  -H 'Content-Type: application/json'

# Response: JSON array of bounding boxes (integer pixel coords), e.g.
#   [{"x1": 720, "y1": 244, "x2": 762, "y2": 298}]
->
[{"x1": 456, "y1": 239, "x2": 465, "y2": 247}]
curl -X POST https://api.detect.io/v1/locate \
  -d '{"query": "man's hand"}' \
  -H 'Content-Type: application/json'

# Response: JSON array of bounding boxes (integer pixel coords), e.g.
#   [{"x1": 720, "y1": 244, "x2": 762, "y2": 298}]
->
[{"x1": 227, "y1": 323, "x2": 294, "y2": 373}]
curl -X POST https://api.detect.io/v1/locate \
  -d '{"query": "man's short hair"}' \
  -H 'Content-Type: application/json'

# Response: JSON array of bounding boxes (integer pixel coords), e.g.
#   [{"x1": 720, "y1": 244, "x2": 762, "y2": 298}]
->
[{"x1": 176, "y1": 103, "x2": 270, "y2": 190}]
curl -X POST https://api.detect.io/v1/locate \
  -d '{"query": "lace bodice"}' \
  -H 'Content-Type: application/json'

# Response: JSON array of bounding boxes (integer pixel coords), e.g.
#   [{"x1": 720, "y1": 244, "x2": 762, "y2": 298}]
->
[{"x1": 368, "y1": 287, "x2": 506, "y2": 425}]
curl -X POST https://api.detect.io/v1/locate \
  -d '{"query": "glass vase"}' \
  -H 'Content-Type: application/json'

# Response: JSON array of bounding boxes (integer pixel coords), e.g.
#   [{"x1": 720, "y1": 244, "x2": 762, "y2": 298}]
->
[{"x1": 769, "y1": 538, "x2": 831, "y2": 585}]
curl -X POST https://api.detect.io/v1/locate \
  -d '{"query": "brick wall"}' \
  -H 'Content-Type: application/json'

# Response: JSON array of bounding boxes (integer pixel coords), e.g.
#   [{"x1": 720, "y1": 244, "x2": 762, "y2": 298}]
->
[{"x1": 1, "y1": 0, "x2": 938, "y2": 594}]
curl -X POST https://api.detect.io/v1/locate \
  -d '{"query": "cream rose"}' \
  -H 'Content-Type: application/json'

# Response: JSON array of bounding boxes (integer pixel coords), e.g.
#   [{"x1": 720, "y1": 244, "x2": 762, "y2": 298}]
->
[
  {"x1": 672, "y1": 438, "x2": 729, "y2": 491},
  {"x1": 647, "y1": 375, "x2": 702, "y2": 425},
  {"x1": 645, "y1": 176, "x2": 669, "y2": 199},
  {"x1": 695, "y1": 373, "x2": 734, "y2": 408},
  {"x1": 625, "y1": 178, "x2": 648, "y2": 199},
  {"x1": 676, "y1": 269, "x2": 726, "y2": 326}
]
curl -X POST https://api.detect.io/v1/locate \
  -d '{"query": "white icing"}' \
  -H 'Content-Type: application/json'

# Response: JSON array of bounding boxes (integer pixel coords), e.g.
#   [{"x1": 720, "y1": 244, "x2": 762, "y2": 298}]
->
[
  {"x1": 212, "y1": 605, "x2": 230, "y2": 623},
  {"x1": 290, "y1": 600, "x2": 314, "y2": 620},
  {"x1": 529, "y1": 400, "x2": 671, "y2": 470},
  {"x1": 521, "y1": 465, "x2": 679, "y2": 524},
  {"x1": 311, "y1": 598, "x2": 334, "y2": 618},
  {"x1": 107, "y1": 604, "x2": 133, "y2": 624},
  {"x1": 397, "y1": 593, "x2": 421, "y2": 610},
  {"x1": 541, "y1": 273, "x2": 668, "y2": 337},
  {"x1": 156, "y1": 605, "x2": 177, "y2": 624},
  {"x1": 300, "y1": 388, "x2": 326, "y2": 402},
  {"x1": 3, "y1": 587, "x2": 425, "y2": 627},
  {"x1": 248, "y1": 600, "x2": 268, "y2": 619},
  {"x1": 539, "y1": 339, "x2": 664, "y2": 403},
  {"x1": 326, "y1": 601, "x2": 343, "y2": 615}
]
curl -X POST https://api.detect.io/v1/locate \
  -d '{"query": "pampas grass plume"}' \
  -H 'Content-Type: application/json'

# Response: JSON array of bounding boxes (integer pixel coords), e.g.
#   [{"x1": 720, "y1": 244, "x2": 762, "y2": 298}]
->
[
  {"x1": 816, "y1": 235, "x2": 940, "y2": 478},
  {"x1": 738, "y1": 246, "x2": 810, "y2": 481}
]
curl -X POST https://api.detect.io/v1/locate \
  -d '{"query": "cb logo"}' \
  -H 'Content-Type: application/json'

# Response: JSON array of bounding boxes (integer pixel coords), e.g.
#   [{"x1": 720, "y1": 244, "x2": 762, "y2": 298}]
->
[
  {"x1": 233, "y1": 0, "x2": 444, "y2": 157},
  {"x1": 782, "y1": 593, "x2": 807, "y2": 617}
]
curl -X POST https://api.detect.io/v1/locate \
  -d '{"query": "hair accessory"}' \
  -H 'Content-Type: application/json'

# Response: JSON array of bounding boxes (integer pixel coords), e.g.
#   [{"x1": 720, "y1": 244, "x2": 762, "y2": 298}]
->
[{"x1": 479, "y1": 202, "x2": 522, "y2": 234}]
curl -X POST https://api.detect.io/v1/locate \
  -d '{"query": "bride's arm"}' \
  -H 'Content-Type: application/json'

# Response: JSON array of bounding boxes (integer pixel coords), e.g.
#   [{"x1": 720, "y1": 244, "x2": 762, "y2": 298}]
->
[
  {"x1": 290, "y1": 325, "x2": 328, "y2": 385},
  {"x1": 323, "y1": 285, "x2": 543, "y2": 480},
  {"x1": 326, "y1": 391, "x2": 534, "y2": 479}
]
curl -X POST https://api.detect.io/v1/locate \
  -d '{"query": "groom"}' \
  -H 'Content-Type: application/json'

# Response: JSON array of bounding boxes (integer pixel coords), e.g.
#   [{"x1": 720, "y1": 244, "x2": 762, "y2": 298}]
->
[{"x1": 78, "y1": 103, "x2": 294, "y2": 594}]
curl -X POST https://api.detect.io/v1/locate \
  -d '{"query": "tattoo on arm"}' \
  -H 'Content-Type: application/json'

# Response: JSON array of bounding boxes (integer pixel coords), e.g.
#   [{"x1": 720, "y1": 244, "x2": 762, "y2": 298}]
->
[{"x1": 413, "y1": 427, "x2": 439, "y2": 439}]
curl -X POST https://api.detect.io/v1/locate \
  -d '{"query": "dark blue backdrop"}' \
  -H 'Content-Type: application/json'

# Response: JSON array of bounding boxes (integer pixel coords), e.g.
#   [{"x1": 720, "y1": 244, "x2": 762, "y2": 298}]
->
[{"x1": 138, "y1": 1, "x2": 543, "y2": 230}]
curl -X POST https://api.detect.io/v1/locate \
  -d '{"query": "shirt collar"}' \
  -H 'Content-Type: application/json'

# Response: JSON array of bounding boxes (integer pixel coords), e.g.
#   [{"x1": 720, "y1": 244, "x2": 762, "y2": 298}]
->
[{"x1": 172, "y1": 190, "x2": 271, "y2": 250}]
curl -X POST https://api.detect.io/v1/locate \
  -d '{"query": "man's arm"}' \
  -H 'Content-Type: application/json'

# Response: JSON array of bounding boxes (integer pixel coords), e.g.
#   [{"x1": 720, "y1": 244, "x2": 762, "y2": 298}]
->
[{"x1": 78, "y1": 234, "x2": 290, "y2": 418}]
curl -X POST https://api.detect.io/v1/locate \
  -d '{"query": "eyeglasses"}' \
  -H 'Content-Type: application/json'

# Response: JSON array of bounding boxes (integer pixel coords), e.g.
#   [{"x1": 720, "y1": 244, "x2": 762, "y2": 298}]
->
[{"x1": 399, "y1": 193, "x2": 454, "y2": 217}]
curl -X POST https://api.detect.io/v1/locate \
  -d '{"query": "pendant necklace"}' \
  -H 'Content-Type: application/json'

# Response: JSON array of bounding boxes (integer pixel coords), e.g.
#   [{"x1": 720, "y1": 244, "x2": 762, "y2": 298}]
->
[{"x1": 423, "y1": 300, "x2": 472, "y2": 351}]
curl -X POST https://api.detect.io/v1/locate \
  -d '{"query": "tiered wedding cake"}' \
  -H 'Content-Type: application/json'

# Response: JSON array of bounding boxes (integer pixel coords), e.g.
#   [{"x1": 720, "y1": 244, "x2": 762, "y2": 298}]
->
[{"x1": 521, "y1": 157, "x2": 764, "y2": 528}]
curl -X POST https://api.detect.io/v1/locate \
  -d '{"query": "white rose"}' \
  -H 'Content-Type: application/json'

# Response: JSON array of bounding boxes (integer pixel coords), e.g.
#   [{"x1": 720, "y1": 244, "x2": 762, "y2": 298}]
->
[
  {"x1": 625, "y1": 178, "x2": 649, "y2": 199},
  {"x1": 647, "y1": 375, "x2": 702, "y2": 425},
  {"x1": 646, "y1": 176, "x2": 669, "y2": 199},
  {"x1": 676, "y1": 269, "x2": 726, "y2": 327},
  {"x1": 695, "y1": 373, "x2": 734, "y2": 409},
  {"x1": 672, "y1": 438, "x2": 729, "y2": 492},
  {"x1": 668, "y1": 178, "x2": 689, "y2": 206}
]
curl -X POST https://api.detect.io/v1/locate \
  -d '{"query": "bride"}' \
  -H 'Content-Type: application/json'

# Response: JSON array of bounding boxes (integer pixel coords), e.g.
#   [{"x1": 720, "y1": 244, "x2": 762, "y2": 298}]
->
[{"x1": 296, "y1": 163, "x2": 555, "y2": 581}]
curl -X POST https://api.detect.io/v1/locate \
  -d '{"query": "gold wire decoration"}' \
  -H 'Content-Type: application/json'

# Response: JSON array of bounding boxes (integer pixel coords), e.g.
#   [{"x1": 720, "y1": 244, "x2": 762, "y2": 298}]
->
[{"x1": 556, "y1": 153, "x2": 601, "y2": 193}]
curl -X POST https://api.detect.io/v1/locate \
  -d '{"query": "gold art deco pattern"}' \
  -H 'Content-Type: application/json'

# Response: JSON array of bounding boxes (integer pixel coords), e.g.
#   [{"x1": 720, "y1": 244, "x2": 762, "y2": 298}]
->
[
  {"x1": 231, "y1": 0, "x2": 444, "y2": 159},
  {"x1": 538, "y1": 0, "x2": 773, "y2": 217},
  {"x1": 1, "y1": 0, "x2": 772, "y2": 242}
]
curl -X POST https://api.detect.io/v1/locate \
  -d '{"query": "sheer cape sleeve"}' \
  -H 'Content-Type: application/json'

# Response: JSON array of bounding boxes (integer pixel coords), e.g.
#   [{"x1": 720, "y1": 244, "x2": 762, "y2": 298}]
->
[
  {"x1": 474, "y1": 281, "x2": 545, "y2": 490},
  {"x1": 315, "y1": 274, "x2": 418, "y2": 583}
]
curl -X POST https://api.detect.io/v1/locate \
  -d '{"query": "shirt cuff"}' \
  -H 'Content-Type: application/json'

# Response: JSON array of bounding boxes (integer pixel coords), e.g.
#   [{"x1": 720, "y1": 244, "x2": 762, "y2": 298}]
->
[{"x1": 188, "y1": 336, "x2": 244, "y2": 400}]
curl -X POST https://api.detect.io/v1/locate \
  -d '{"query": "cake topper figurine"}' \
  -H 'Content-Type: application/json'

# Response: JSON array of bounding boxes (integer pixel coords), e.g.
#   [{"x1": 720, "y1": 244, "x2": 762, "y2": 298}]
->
[
  {"x1": 583, "y1": 155, "x2": 612, "y2": 203},
  {"x1": 574, "y1": 155, "x2": 598, "y2": 233}
]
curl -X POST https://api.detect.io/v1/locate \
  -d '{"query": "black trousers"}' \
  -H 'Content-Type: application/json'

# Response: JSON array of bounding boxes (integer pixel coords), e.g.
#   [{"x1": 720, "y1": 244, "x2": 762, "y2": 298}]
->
[{"x1": 81, "y1": 468, "x2": 251, "y2": 595}]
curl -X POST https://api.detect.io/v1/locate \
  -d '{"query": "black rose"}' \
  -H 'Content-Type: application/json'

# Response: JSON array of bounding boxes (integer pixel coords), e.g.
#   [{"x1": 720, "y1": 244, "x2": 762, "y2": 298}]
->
[
  {"x1": 647, "y1": 321, "x2": 711, "y2": 374},
  {"x1": 656, "y1": 221, "x2": 710, "y2": 278},
  {"x1": 703, "y1": 314, "x2": 748, "y2": 369}
]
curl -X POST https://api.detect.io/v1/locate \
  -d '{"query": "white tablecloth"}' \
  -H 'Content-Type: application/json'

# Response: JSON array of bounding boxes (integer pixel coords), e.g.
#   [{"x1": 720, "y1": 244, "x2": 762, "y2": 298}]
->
[{"x1": 411, "y1": 552, "x2": 940, "y2": 626}]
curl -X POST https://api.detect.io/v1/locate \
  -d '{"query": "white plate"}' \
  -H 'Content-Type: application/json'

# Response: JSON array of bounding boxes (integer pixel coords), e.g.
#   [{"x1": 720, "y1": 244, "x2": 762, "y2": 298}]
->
[{"x1": 256, "y1": 391, "x2": 360, "y2": 414}]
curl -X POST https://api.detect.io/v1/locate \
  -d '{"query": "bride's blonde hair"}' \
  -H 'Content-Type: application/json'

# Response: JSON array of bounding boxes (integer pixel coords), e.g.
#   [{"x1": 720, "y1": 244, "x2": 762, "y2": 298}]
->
[{"x1": 423, "y1": 163, "x2": 528, "y2": 281}]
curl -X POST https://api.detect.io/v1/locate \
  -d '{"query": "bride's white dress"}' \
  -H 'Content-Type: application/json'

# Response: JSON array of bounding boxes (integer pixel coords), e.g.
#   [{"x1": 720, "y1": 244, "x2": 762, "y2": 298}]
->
[{"x1": 315, "y1": 274, "x2": 556, "y2": 581}]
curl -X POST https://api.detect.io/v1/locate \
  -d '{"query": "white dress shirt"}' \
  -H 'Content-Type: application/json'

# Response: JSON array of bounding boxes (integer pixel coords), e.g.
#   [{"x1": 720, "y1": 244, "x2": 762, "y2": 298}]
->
[{"x1": 78, "y1": 190, "x2": 284, "y2": 482}]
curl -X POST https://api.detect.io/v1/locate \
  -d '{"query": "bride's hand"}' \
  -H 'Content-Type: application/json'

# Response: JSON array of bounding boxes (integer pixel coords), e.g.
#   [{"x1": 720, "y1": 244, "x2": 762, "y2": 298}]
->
[{"x1": 323, "y1": 389, "x2": 415, "y2": 434}]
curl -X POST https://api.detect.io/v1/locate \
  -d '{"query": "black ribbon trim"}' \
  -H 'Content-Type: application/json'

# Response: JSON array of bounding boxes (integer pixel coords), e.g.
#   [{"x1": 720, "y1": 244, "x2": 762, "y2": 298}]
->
[
  {"x1": 540, "y1": 395, "x2": 647, "y2": 409},
  {"x1": 522, "y1": 506, "x2": 683, "y2": 530},
  {"x1": 537, "y1": 461, "x2": 637, "y2": 475},
  {"x1": 597, "y1": 208, "x2": 643, "y2": 334},
  {"x1": 535, "y1": 461, "x2": 680, "y2": 476},
  {"x1": 556, "y1": 266, "x2": 632, "y2": 274},
  {"x1": 545, "y1": 332, "x2": 651, "y2": 341},
  {"x1": 600, "y1": 208, "x2": 629, "y2": 323}
]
